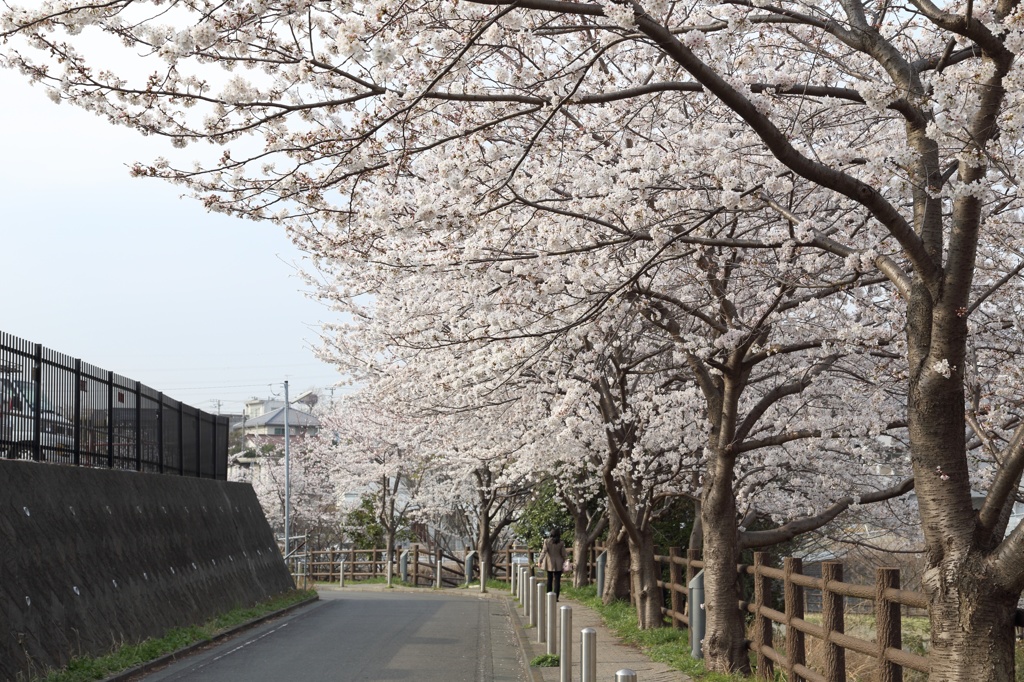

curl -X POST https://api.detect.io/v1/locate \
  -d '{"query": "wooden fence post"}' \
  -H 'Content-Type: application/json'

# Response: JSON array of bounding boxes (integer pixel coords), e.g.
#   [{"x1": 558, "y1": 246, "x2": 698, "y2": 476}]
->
[
  {"x1": 876, "y1": 567, "x2": 902, "y2": 682},
  {"x1": 822, "y1": 561, "x2": 846, "y2": 682},
  {"x1": 753, "y1": 552, "x2": 774, "y2": 681},
  {"x1": 669, "y1": 547, "x2": 683, "y2": 629},
  {"x1": 349, "y1": 548, "x2": 355, "y2": 582},
  {"x1": 784, "y1": 557, "x2": 806, "y2": 682},
  {"x1": 413, "y1": 545, "x2": 420, "y2": 587}
]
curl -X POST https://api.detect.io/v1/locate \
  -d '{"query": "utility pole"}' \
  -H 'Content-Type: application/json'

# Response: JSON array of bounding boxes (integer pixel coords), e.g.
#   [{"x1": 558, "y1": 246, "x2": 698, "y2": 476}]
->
[{"x1": 284, "y1": 380, "x2": 291, "y2": 561}]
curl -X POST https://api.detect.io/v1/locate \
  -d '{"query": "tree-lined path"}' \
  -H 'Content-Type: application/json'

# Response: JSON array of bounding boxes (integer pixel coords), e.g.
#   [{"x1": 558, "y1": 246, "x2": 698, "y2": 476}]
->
[{"x1": 141, "y1": 589, "x2": 525, "y2": 682}]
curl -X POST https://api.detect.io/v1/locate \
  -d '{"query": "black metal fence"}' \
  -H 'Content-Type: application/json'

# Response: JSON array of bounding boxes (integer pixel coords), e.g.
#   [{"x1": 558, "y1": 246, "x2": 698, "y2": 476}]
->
[{"x1": 0, "y1": 330, "x2": 228, "y2": 479}]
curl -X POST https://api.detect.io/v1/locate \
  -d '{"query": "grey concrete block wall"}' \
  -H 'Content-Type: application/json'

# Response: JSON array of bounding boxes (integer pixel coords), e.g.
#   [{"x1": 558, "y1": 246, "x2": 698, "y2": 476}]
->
[{"x1": 0, "y1": 460, "x2": 294, "y2": 681}]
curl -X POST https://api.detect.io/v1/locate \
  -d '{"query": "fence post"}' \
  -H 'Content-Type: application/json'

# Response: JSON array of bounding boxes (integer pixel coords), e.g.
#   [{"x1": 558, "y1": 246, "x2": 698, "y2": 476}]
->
[
  {"x1": 669, "y1": 547, "x2": 683, "y2": 629},
  {"x1": 876, "y1": 567, "x2": 902, "y2": 682},
  {"x1": 134, "y1": 380, "x2": 142, "y2": 472},
  {"x1": 753, "y1": 552, "x2": 774, "y2": 681},
  {"x1": 413, "y1": 545, "x2": 420, "y2": 587},
  {"x1": 821, "y1": 561, "x2": 846, "y2": 682},
  {"x1": 73, "y1": 358, "x2": 83, "y2": 467},
  {"x1": 559, "y1": 605, "x2": 572, "y2": 682},
  {"x1": 784, "y1": 557, "x2": 806, "y2": 682},
  {"x1": 581, "y1": 627, "x2": 597, "y2": 682},
  {"x1": 106, "y1": 370, "x2": 114, "y2": 469},
  {"x1": 349, "y1": 548, "x2": 355, "y2": 582}
]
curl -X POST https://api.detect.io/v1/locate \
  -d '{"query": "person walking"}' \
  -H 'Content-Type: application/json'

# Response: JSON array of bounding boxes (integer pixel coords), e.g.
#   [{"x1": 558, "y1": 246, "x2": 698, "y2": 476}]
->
[{"x1": 539, "y1": 529, "x2": 568, "y2": 600}]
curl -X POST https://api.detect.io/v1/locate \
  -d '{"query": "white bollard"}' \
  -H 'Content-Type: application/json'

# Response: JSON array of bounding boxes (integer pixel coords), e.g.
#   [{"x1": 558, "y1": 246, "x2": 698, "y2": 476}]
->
[
  {"x1": 339, "y1": 560, "x2": 345, "y2": 587},
  {"x1": 581, "y1": 627, "x2": 597, "y2": 682},
  {"x1": 615, "y1": 670, "x2": 637, "y2": 682},
  {"x1": 546, "y1": 592, "x2": 557, "y2": 655},
  {"x1": 536, "y1": 583, "x2": 546, "y2": 642},
  {"x1": 527, "y1": 576, "x2": 537, "y2": 622},
  {"x1": 559, "y1": 605, "x2": 572, "y2": 682}
]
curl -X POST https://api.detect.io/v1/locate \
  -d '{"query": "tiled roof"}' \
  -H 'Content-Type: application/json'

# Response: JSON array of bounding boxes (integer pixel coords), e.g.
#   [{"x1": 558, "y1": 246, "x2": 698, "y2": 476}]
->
[{"x1": 232, "y1": 407, "x2": 319, "y2": 430}]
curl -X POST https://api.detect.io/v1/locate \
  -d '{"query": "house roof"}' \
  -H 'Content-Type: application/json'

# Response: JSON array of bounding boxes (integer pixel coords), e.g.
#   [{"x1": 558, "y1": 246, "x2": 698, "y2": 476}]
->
[{"x1": 232, "y1": 406, "x2": 320, "y2": 430}]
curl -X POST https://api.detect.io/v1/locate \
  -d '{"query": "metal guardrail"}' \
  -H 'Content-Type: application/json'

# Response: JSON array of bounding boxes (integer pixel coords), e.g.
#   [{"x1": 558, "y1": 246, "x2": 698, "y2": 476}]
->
[{"x1": 1, "y1": 330, "x2": 228, "y2": 478}]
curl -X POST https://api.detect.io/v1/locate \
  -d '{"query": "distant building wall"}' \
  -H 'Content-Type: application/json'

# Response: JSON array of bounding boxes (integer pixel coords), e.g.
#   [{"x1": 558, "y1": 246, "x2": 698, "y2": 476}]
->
[{"x1": 0, "y1": 460, "x2": 294, "y2": 681}]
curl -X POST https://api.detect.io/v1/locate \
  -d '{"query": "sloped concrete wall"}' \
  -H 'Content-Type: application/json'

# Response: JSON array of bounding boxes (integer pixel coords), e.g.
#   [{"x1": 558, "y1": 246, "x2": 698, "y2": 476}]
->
[{"x1": 0, "y1": 460, "x2": 294, "y2": 681}]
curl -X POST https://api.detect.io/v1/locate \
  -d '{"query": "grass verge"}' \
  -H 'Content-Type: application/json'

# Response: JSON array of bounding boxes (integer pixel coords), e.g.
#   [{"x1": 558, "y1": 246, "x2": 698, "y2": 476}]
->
[
  {"x1": 561, "y1": 585, "x2": 745, "y2": 682},
  {"x1": 36, "y1": 589, "x2": 317, "y2": 682}
]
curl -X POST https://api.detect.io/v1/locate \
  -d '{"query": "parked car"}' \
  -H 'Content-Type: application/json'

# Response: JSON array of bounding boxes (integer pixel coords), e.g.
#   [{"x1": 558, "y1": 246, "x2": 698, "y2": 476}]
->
[{"x1": 0, "y1": 364, "x2": 73, "y2": 460}]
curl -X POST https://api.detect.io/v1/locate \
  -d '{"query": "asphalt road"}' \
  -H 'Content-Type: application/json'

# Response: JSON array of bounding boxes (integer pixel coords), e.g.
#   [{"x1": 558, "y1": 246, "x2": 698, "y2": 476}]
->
[{"x1": 140, "y1": 590, "x2": 527, "y2": 682}]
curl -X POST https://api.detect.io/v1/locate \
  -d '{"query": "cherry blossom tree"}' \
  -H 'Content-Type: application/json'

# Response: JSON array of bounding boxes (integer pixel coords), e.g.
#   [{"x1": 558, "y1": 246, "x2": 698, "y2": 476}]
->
[
  {"x1": 6, "y1": 0, "x2": 1024, "y2": 677},
  {"x1": 310, "y1": 397, "x2": 422, "y2": 582},
  {"x1": 233, "y1": 435, "x2": 342, "y2": 549},
  {"x1": 409, "y1": 406, "x2": 535, "y2": 584}
]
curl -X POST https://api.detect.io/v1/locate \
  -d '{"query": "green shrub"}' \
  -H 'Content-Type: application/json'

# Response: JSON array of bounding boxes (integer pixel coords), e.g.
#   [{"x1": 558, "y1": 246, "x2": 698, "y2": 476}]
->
[{"x1": 531, "y1": 654, "x2": 560, "y2": 667}]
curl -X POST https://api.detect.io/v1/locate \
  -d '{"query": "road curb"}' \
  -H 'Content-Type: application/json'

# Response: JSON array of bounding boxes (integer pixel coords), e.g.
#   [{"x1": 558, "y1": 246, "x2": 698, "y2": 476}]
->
[
  {"x1": 100, "y1": 593, "x2": 320, "y2": 682},
  {"x1": 505, "y1": 595, "x2": 546, "y2": 682}
]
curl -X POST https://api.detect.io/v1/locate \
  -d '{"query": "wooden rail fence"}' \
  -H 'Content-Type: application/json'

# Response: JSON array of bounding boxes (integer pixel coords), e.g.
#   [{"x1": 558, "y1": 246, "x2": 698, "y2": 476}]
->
[
  {"x1": 655, "y1": 548, "x2": 1024, "y2": 681},
  {"x1": 292, "y1": 546, "x2": 546, "y2": 587}
]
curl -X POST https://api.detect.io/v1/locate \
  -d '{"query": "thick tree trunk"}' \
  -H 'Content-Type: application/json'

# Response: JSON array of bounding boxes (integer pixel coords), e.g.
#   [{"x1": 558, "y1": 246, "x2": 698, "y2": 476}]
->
[
  {"x1": 477, "y1": 515, "x2": 492, "y2": 586},
  {"x1": 923, "y1": 557, "x2": 1017, "y2": 681},
  {"x1": 903, "y1": 270, "x2": 1024, "y2": 680},
  {"x1": 479, "y1": 541, "x2": 493, "y2": 586},
  {"x1": 627, "y1": 524, "x2": 664, "y2": 628},
  {"x1": 572, "y1": 513, "x2": 593, "y2": 587},
  {"x1": 604, "y1": 507, "x2": 631, "y2": 604},
  {"x1": 700, "y1": 466, "x2": 750, "y2": 674}
]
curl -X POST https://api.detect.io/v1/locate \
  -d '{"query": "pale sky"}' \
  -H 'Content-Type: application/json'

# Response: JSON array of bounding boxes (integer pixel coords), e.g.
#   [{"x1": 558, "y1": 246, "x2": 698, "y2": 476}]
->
[{"x1": 0, "y1": 69, "x2": 350, "y2": 415}]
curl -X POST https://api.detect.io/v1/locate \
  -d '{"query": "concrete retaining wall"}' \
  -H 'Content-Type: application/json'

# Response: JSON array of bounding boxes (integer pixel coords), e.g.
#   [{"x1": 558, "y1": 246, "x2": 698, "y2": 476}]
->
[{"x1": 0, "y1": 460, "x2": 294, "y2": 681}]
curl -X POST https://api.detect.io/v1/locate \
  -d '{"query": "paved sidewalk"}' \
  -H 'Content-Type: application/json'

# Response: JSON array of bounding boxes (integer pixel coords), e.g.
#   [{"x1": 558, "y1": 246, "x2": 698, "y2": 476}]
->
[{"x1": 505, "y1": 587, "x2": 691, "y2": 682}]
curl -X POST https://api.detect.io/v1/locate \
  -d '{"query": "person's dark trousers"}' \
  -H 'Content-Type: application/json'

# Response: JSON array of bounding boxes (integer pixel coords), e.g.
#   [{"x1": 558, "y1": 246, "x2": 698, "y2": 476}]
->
[{"x1": 546, "y1": 570, "x2": 563, "y2": 599}]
